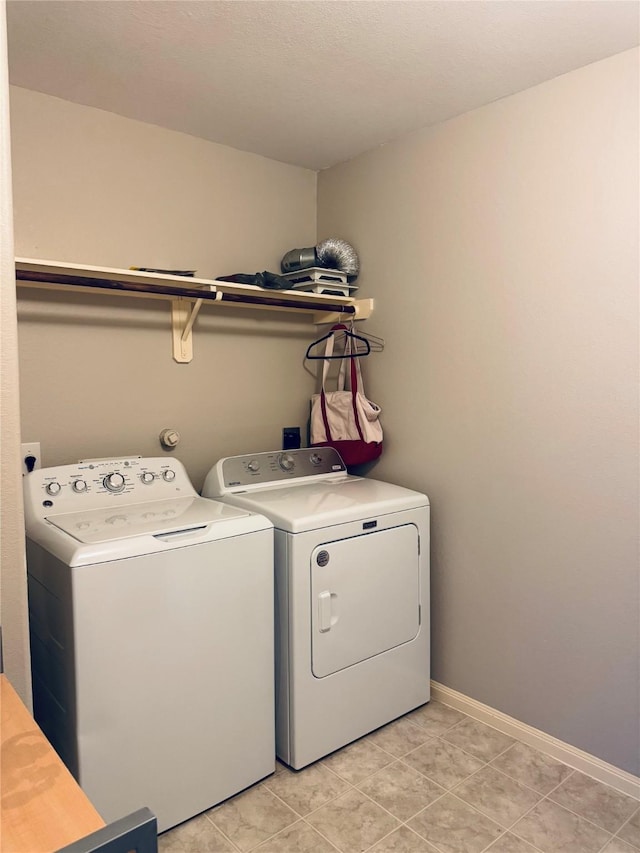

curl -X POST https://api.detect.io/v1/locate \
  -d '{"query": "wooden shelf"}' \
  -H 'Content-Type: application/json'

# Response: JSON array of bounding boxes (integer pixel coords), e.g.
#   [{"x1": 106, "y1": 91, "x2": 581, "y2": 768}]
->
[{"x1": 15, "y1": 258, "x2": 374, "y2": 363}]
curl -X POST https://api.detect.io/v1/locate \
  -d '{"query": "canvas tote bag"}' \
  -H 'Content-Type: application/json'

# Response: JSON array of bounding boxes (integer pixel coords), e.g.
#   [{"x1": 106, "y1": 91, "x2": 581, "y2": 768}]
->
[{"x1": 310, "y1": 330, "x2": 383, "y2": 467}]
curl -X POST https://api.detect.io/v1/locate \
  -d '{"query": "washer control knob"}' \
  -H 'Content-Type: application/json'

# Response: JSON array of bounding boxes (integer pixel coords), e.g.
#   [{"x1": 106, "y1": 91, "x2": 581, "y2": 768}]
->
[
  {"x1": 72, "y1": 479, "x2": 88, "y2": 493},
  {"x1": 104, "y1": 472, "x2": 125, "y2": 492},
  {"x1": 45, "y1": 481, "x2": 61, "y2": 496},
  {"x1": 162, "y1": 469, "x2": 176, "y2": 482},
  {"x1": 278, "y1": 453, "x2": 295, "y2": 472},
  {"x1": 247, "y1": 459, "x2": 260, "y2": 473},
  {"x1": 140, "y1": 471, "x2": 155, "y2": 484},
  {"x1": 310, "y1": 453, "x2": 323, "y2": 466}
]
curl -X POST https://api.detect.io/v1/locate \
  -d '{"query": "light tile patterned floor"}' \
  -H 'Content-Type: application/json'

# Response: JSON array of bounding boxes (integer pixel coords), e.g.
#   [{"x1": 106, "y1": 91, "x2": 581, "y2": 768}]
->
[{"x1": 158, "y1": 701, "x2": 640, "y2": 853}]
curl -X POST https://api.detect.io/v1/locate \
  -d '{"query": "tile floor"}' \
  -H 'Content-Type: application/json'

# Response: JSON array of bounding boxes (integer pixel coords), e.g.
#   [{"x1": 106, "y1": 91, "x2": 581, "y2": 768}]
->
[{"x1": 158, "y1": 700, "x2": 640, "y2": 853}]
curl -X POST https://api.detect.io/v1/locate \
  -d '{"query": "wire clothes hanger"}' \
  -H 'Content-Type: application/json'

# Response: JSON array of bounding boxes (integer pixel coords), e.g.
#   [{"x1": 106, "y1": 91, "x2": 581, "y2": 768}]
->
[
  {"x1": 351, "y1": 324, "x2": 384, "y2": 352},
  {"x1": 305, "y1": 320, "x2": 385, "y2": 360},
  {"x1": 305, "y1": 323, "x2": 371, "y2": 360}
]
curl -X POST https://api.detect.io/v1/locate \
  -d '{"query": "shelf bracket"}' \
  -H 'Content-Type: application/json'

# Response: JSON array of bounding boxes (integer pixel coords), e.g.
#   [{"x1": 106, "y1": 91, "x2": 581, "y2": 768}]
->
[{"x1": 172, "y1": 295, "x2": 219, "y2": 363}]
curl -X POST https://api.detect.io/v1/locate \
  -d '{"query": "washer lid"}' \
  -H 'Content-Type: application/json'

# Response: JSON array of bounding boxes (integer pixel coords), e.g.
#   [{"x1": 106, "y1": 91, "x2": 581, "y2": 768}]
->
[
  {"x1": 219, "y1": 477, "x2": 428, "y2": 533},
  {"x1": 46, "y1": 496, "x2": 251, "y2": 544}
]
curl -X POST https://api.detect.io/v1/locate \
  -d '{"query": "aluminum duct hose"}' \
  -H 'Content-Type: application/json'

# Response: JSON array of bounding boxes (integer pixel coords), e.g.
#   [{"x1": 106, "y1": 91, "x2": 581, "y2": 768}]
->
[
  {"x1": 281, "y1": 246, "x2": 317, "y2": 273},
  {"x1": 316, "y1": 238, "x2": 360, "y2": 281}
]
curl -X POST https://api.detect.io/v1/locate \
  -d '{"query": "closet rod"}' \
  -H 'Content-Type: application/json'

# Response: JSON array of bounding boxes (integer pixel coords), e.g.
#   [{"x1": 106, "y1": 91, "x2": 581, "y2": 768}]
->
[{"x1": 15, "y1": 269, "x2": 357, "y2": 315}]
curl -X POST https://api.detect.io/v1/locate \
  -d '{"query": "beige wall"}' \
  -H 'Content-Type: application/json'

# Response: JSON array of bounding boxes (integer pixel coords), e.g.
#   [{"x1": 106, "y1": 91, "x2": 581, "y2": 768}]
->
[
  {"x1": 1, "y1": 3, "x2": 30, "y2": 702},
  {"x1": 10, "y1": 87, "x2": 318, "y2": 489},
  {"x1": 7, "y1": 51, "x2": 639, "y2": 774},
  {"x1": 318, "y1": 49, "x2": 639, "y2": 774}
]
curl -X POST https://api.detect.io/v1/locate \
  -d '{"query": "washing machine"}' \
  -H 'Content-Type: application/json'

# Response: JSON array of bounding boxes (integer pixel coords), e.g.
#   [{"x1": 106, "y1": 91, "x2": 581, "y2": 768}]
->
[
  {"x1": 203, "y1": 447, "x2": 430, "y2": 769},
  {"x1": 24, "y1": 456, "x2": 274, "y2": 832}
]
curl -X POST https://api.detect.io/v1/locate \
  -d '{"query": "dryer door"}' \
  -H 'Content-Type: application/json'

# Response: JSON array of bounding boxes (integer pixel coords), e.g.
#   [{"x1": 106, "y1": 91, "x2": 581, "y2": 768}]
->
[{"x1": 311, "y1": 524, "x2": 420, "y2": 678}]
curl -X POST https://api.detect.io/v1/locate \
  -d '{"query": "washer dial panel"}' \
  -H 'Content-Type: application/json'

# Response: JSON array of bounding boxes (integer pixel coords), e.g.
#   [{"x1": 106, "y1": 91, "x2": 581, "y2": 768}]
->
[{"x1": 29, "y1": 457, "x2": 193, "y2": 512}]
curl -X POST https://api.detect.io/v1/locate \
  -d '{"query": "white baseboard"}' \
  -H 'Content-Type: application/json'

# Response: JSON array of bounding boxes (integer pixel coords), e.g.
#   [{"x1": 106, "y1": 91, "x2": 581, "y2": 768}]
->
[{"x1": 430, "y1": 681, "x2": 640, "y2": 800}]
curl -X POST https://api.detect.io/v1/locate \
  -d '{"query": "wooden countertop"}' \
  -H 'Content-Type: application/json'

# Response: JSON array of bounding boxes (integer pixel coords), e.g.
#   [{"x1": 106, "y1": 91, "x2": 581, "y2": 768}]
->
[{"x1": 1, "y1": 674, "x2": 105, "y2": 853}]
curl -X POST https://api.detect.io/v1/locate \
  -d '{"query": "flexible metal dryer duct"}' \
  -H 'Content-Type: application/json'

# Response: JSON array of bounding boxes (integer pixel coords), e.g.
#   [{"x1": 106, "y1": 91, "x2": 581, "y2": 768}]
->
[{"x1": 281, "y1": 238, "x2": 360, "y2": 281}]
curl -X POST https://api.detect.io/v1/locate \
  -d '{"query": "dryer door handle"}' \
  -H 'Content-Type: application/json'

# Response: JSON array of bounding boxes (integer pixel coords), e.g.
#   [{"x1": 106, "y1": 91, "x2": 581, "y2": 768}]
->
[{"x1": 318, "y1": 591, "x2": 338, "y2": 632}]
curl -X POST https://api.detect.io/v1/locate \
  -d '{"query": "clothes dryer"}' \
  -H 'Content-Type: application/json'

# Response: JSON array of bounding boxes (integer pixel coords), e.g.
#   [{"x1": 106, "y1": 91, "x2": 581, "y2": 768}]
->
[
  {"x1": 203, "y1": 447, "x2": 429, "y2": 769},
  {"x1": 24, "y1": 457, "x2": 274, "y2": 832}
]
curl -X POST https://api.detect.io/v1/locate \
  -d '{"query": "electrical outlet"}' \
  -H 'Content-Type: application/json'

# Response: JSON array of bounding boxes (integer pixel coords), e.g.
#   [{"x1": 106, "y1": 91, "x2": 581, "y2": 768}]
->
[
  {"x1": 21, "y1": 442, "x2": 41, "y2": 475},
  {"x1": 283, "y1": 427, "x2": 301, "y2": 450}
]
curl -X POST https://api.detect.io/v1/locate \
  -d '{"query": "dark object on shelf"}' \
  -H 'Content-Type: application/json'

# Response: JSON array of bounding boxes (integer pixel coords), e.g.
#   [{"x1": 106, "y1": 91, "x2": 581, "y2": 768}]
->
[
  {"x1": 130, "y1": 267, "x2": 196, "y2": 277},
  {"x1": 216, "y1": 271, "x2": 292, "y2": 290}
]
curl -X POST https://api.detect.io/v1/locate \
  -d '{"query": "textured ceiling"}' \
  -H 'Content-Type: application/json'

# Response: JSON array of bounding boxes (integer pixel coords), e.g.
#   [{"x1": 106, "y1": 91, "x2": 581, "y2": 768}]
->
[{"x1": 6, "y1": 1, "x2": 640, "y2": 170}]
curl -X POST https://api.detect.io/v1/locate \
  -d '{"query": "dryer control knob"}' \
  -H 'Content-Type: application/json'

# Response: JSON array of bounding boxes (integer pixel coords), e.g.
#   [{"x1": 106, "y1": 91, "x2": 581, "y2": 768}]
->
[
  {"x1": 72, "y1": 479, "x2": 88, "y2": 493},
  {"x1": 45, "y1": 481, "x2": 61, "y2": 496},
  {"x1": 162, "y1": 469, "x2": 176, "y2": 482},
  {"x1": 278, "y1": 453, "x2": 295, "y2": 472},
  {"x1": 247, "y1": 459, "x2": 260, "y2": 472},
  {"x1": 104, "y1": 472, "x2": 125, "y2": 492},
  {"x1": 140, "y1": 471, "x2": 155, "y2": 484}
]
